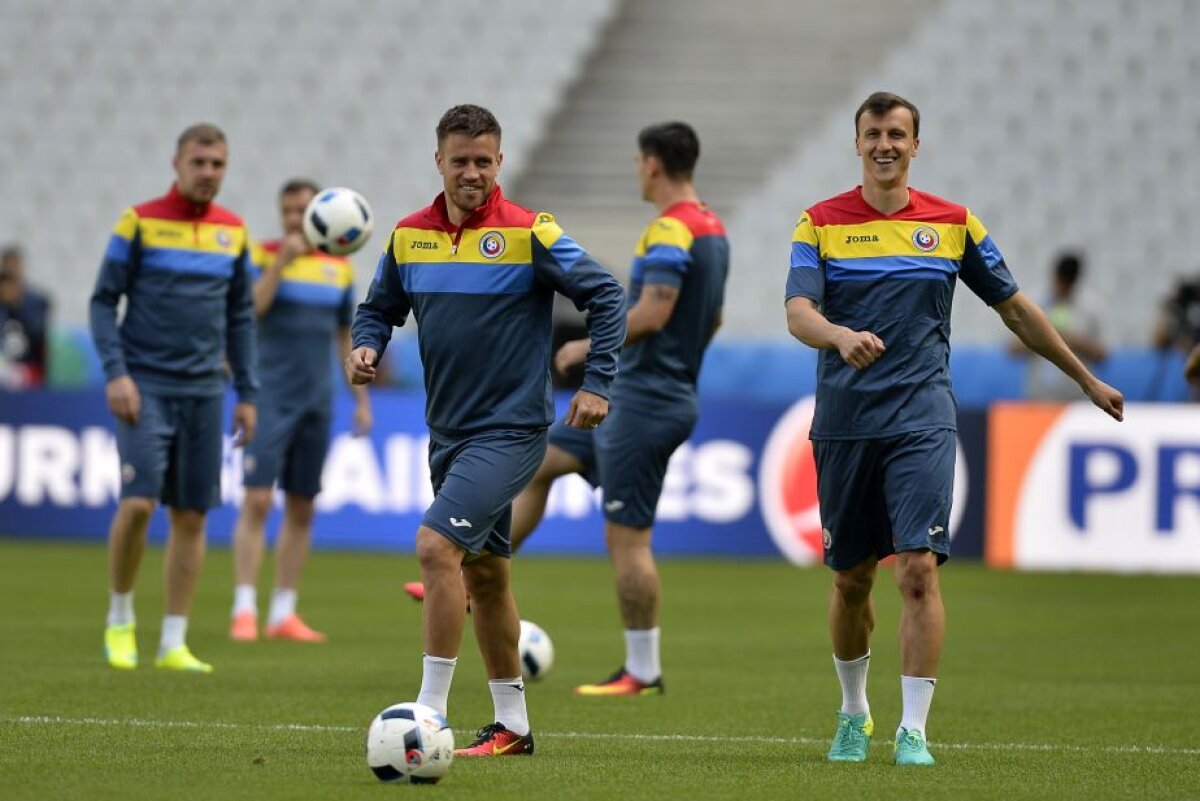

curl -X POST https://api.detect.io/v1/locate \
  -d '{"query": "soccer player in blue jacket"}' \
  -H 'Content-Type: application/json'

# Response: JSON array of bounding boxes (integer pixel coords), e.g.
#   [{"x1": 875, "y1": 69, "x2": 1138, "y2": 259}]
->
[
  {"x1": 347, "y1": 105, "x2": 626, "y2": 757},
  {"x1": 91, "y1": 123, "x2": 258, "y2": 674}
]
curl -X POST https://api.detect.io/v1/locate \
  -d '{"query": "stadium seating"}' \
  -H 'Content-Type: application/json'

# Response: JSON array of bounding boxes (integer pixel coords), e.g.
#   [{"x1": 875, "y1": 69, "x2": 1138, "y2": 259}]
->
[
  {"x1": 726, "y1": 0, "x2": 1200, "y2": 344},
  {"x1": 0, "y1": 0, "x2": 619, "y2": 327}
]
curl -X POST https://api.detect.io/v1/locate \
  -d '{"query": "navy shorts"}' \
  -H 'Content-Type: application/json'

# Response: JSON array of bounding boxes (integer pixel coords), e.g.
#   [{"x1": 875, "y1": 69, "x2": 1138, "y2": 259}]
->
[
  {"x1": 813, "y1": 429, "x2": 955, "y2": 570},
  {"x1": 242, "y1": 405, "x2": 331, "y2": 498},
  {"x1": 424, "y1": 427, "x2": 548, "y2": 558},
  {"x1": 549, "y1": 399, "x2": 697, "y2": 529},
  {"x1": 115, "y1": 392, "x2": 224, "y2": 511}
]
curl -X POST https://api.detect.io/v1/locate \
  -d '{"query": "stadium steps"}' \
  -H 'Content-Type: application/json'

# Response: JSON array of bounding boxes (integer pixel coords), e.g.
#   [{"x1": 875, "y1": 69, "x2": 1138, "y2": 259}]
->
[{"x1": 512, "y1": 0, "x2": 944, "y2": 278}]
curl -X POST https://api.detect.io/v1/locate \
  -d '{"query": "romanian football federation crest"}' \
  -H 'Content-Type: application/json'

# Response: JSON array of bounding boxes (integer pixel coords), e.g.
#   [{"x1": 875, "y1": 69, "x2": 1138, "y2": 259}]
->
[
  {"x1": 911, "y1": 226, "x2": 939, "y2": 252},
  {"x1": 479, "y1": 231, "x2": 506, "y2": 259}
]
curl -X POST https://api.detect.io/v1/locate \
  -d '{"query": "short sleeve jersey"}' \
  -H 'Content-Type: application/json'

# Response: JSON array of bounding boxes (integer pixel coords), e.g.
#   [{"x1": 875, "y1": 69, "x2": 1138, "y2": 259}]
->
[
  {"x1": 616, "y1": 201, "x2": 729, "y2": 405},
  {"x1": 250, "y1": 240, "x2": 354, "y2": 411},
  {"x1": 786, "y1": 187, "x2": 1018, "y2": 439}
]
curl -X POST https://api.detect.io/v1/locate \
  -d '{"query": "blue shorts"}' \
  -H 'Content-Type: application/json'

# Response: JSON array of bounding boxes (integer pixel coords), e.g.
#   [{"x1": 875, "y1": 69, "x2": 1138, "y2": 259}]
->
[
  {"x1": 813, "y1": 429, "x2": 955, "y2": 570},
  {"x1": 424, "y1": 427, "x2": 548, "y2": 558},
  {"x1": 115, "y1": 392, "x2": 224, "y2": 511},
  {"x1": 549, "y1": 399, "x2": 697, "y2": 529},
  {"x1": 242, "y1": 405, "x2": 331, "y2": 498}
]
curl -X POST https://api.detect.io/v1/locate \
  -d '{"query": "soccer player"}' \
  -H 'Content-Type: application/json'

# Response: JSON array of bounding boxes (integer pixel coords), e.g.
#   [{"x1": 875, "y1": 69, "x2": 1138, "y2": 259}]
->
[
  {"x1": 346, "y1": 104, "x2": 625, "y2": 757},
  {"x1": 401, "y1": 121, "x2": 727, "y2": 696},
  {"x1": 785, "y1": 92, "x2": 1124, "y2": 766},
  {"x1": 90, "y1": 123, "x2": 258, "y2": 674},
  {"x1": 228, "y1": 179, "x2": 372, "y2": 644}
]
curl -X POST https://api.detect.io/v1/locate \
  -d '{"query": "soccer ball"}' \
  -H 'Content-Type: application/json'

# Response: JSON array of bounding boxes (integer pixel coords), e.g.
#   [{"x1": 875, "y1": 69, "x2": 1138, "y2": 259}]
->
[
  {"x1": 518, "y1": 619, "x2": 554, "y2": 680},
  {"x1": 302, "y1": 187, "x2": 374, "y2": 256},
  {"x1": 365, "y1": 702, "x2": 454, "y2": 784}
]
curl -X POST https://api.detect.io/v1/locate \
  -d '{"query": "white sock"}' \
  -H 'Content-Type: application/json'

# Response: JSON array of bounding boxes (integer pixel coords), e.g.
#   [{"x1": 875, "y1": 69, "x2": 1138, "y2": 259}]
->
[
  {"x1": 489, "y1": 677, "x2": 529, "y2": 736},
  {"x1": 416, "y1": 655, "x2": 457, "y2": 718},
  {"x1": 107, "y1": 591, "x2": 135, "y2": 627},
  {"x1": 267, "y1": 588, "x2": 297, "y2": 627},
  {"x1": 233, "y1": 585, "x2": 257, "y2": 617},
  {"x1": 159, "y1": 615, "x2": 188, "y2": 654},
  {"x1": 834, "y1": 651, "x2": 871, "y2": 716},
  {"x1": 900, "y1": 675, "x2": 937, "y2": 734},
  {"x1": 623, "y1": 627, "x2": 661, "y2": 683}
]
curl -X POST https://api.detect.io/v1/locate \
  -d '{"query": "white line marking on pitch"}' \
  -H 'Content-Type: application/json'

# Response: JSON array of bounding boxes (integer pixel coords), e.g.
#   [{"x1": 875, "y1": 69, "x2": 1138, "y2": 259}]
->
[{"x1": 7, "y1": 715, "x2": 1199, "y2": 757}]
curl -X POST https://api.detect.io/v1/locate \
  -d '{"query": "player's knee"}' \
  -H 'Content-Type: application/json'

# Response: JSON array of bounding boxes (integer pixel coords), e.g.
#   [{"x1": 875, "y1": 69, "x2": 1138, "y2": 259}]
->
[
  {"x1": 242, "y1": 489, "x2": 272, "y2": 520},
  {"x1": 284, "y1": 495, "x2": 315, "y2": 527},
  {"x1": 415, "y1": 528, "x2": 462, "y2": 576},
  {"x1": 169, "y1": 508, "x2": 206, "y2": 537},
  {"x1": 896, "y1": 553, "x2": 939, "y2": 602},
  {"x1": 833, "y1": 566, "x2": 875, "y2": 605},
  {"x1": 463, "y1": 556, "x2": 506, "y2": 599},
  {"x1": 121, "y1": 497, "x2": 156, "y2": 523}
]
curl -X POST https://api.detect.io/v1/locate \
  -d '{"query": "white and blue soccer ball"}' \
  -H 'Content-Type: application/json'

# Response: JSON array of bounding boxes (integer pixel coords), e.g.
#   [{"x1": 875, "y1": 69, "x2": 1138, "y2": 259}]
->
[
  {"x1": 365, "y1": 702, "x2": 454, "y2": 784},
  {"x1": 518, "y1": 619, "x2": 554, "y2": 680},
  {"x1": 302, "y1": 187, "x2": 373, "y2": 256}
]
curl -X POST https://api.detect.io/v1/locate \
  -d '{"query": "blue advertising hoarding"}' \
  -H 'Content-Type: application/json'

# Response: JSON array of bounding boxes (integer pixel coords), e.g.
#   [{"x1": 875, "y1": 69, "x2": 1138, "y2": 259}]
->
[{"x1": 0, "y1": 390, "x2": 987, "y2": 561}]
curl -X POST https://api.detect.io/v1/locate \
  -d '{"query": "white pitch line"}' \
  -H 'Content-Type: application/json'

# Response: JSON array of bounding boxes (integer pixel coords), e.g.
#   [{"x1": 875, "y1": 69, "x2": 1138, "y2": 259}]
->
[{"x1": 6, "y1": 715, "x2": 1200, "y2": 757}]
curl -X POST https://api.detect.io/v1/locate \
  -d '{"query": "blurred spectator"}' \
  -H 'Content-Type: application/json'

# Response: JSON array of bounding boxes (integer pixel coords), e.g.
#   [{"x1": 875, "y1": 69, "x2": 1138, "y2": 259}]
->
[
  {"x1": 0, "y1": 245, "x2": 51, "y2": 389},
  {"x1": 1153, "y1": 275, "x2": 1200, "y2": 352},
  {"x1": 1152, "y1": 274, "x2": 1200, "y2": 400},
  {"x1": 1011, "y1": 252, "x2": 1107, "y2": 400}
]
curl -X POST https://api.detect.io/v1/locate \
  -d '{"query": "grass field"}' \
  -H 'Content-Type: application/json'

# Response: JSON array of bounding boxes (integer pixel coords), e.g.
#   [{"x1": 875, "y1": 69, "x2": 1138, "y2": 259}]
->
[{"x1": 1, "y1": 538, "x2": 1198, "y2": 800}]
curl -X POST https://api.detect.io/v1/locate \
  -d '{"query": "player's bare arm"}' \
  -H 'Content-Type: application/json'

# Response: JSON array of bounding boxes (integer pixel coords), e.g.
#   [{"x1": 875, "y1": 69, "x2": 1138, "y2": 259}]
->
[
  {"x1": 253, "y1": 231, "x2": 308, "y2": 318},
  {"x1": 231, "y1": 401, "x2": 257, "y2": 446},
  {"x1": 345, "y1": 346, "x2": 378, "y2": 385},
  {"x1": 625, "y1": 283, "x2": 679, "y2": 346},
  {"x1": 554, "y1": 338, "x2": 591, "y2": 375},
  {"x1": 785, "y1": 296, "x2": 885, "y2": 369},
  {"x1": 564, "y1": 389, "x2": 609, "y2": 429},
  {"x1": 994, "y1": 291, "x2": 1124, "y2": 421},
  {"x1": 105, "y1": 375, "x2": 141, "y2": 424}
]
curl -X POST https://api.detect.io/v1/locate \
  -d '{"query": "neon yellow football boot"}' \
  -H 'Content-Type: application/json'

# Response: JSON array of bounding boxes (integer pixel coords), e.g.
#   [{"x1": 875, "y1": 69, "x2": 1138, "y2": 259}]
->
[
  {"x1": 104, "y1": 623, "x2": 138, "y2": 670},
  {"x1": 155, "y1": 645, "x2": 214, "y2": 674}
]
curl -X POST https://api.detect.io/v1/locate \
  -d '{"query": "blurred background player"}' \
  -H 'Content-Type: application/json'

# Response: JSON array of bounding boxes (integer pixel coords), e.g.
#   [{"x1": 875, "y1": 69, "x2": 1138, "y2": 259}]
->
[
  {"x1": 785, "y1": 92, "x2": 1124, "y2": 766},
  {"x1": 228, "y1": 178, "x2": 373, "y2": 644},
  {"x1": 0, "y1": 244, "x2": 51, "y2": 390},
  {"x1": 90, "y1": 123, "x2": 258, "y2": 674},
  {"x1": 347, "y1": 104, "x2": 625, "y2": 757},
  {"x1": 1010, "y1": 251, "x2": 1108, "y2": 400},
  {"x1": 404, "y1": 121, "x2": 729, "y2": 698}
]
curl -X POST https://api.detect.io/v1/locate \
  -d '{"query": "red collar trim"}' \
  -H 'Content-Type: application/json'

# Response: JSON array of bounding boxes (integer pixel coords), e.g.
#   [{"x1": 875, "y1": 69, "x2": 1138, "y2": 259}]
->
[{"x1": 426, "y1": 185, "x2": 505, "y2": 231}]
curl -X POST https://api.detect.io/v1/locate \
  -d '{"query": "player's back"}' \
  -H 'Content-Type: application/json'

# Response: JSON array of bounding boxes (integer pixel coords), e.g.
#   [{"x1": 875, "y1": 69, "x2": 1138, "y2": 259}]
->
[{"x1": 617, "y1": 201, "x2": 729, "y2": 405}]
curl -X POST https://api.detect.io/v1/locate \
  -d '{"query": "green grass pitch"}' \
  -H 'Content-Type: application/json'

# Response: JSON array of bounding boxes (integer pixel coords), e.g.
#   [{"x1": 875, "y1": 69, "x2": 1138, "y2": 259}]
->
[{"x1": 1, "y1": 538, "x2": 1197, "y2": 800}]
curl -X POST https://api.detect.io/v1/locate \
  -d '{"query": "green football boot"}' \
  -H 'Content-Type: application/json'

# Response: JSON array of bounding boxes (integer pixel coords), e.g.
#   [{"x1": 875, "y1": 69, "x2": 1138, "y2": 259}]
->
[{"x1": 827, "y1": 712, "x2": 873, "y2": 762}]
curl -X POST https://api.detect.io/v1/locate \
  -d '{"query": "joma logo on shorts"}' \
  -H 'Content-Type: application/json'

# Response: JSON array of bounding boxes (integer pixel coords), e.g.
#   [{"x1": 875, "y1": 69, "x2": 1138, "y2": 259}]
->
[{"x1": 844, "y1": 234, "x2": 880, "y2": 244}]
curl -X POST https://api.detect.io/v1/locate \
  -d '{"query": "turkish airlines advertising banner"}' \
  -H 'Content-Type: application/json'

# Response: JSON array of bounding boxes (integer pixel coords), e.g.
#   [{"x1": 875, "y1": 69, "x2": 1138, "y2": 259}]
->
[
  {"x1": 987, "y1": 403, "x2": 1200, "y2": 573},
  {"x1": 0, "y1": 391, "x2": 988, "y2": 561}
]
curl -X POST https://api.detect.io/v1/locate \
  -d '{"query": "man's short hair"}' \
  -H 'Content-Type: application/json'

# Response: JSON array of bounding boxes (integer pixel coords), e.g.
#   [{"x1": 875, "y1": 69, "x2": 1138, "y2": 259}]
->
[
  {"x1": 176, "y1": 122, "x2": 227, "y2": 154},
  {"x1": 436, "y1": 105, "x2": 502, "y2": 146},
  {"x1": 0, "y1": 244, "x2": 22, "y2": 264},
  {"x1": 638, "y1": 122, "x2": 700, "y2": 180},
  {"x1": 854, "y1": 92, "x2": 921, "y2": 138},
  {"x1": 1054, "y1": 252, "x2": 1084, "y2": 285},
  {"x1": 280, "y1": 178, "x2": 321, "y2": 197}
]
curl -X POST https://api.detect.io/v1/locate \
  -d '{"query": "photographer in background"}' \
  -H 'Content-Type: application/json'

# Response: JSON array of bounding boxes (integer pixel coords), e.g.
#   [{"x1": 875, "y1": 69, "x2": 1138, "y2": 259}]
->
[
  {"x1": 1153, "y1": 276, "x2": 1200, "y2": 400},
  {"x1": 0, "y1": 245, "x2": 51, "y2": 390}
]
